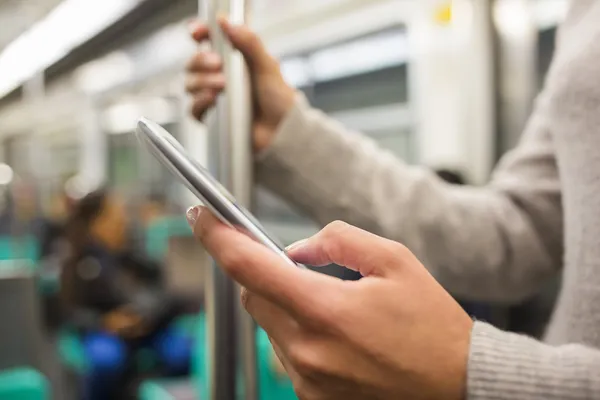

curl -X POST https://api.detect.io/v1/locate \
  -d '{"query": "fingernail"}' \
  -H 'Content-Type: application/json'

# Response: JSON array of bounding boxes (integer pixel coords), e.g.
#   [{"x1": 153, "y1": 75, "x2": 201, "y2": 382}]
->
[
  {"x1": 186, "y1": 206, "x2": 202, "y2": 228},
  {"x1": 285, "y1": 238, "x2": 308, "y2": 252}
]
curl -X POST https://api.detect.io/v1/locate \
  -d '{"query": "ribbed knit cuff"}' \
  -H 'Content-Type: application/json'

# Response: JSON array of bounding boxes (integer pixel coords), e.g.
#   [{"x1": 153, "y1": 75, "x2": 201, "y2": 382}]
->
[{"x1": 468, "y1": 321, "x2": 600, "y2": 400}]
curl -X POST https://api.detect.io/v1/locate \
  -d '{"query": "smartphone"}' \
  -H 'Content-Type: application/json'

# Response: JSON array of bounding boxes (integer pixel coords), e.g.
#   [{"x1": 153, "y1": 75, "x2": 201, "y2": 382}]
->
[{"x1": 136, "y1": 117, "x2": 300, "y2": 268}]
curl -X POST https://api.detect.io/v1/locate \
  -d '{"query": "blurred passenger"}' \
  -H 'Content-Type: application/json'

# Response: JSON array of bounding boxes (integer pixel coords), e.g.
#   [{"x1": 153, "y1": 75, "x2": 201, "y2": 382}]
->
[
  {"x1": 186, "y1": 3, "x2": 600, "y2": 397},
  {"x1": 61, "y1": 189, "x2": 191, "y2": 400},
  {"x1": 0, "y1": 180, "x2": 37, "y2": 236},
  {"x1": 38, "y1": 187, "x2": 75, "y2": 259},
  {"x1": 138, "y1": 192, "x2": 168, "y2": 229},
  {"x1": 37, "y1": 189, "x2": 74, "y2": 330}
]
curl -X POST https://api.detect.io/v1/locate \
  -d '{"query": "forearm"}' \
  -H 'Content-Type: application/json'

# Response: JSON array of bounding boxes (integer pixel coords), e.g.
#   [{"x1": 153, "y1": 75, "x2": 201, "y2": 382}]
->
[
  {"x1": 256, "y1": 98, "x2": 561, "y2": 302},
  {"x1": 468, "y1": 322, "x2": 600, "y2": 400}
]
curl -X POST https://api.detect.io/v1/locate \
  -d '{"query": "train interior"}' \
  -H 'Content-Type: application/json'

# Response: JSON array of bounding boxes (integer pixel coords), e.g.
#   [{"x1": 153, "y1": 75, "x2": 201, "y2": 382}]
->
[{"x1": 0, "y1": 0, "x2": 568, "y2": 399}]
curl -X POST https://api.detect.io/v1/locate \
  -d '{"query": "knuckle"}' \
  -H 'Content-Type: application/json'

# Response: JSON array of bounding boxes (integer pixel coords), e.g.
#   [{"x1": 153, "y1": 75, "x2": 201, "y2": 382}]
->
[
  {"x1": 307, "y1": 287, "x2": 348, "y2": 328},
  {"x1": 392, "y1": 241, "x2": 411, "y2": 258},
  {"x1": 321, "y1": 220, "x2": 350, "y2": 259},
  {"x1": 322, "y1": 220, "x2": 350, "y2": 240},
  {"x1": 186, "y1": 52, "x2": 207, "y2": 70},
  {"x1": 185, "y1": 54, "x2": 199, "y2": 71},
  {"x1": 184, "y1": 75, "x2": 198, "y2": 91},
  {"x1": 287, "y1": 341, "x2": 322, "y2": 378}
]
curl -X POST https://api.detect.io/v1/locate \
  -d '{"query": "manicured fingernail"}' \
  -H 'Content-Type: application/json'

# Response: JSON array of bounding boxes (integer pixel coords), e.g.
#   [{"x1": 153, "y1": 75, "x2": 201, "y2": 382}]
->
[
  {"x1": 186, "y1": 206, "x2": 201, "y2": 228},
  {"x1": 286, "y1": 239, "x2": 308, "y2": 252}
]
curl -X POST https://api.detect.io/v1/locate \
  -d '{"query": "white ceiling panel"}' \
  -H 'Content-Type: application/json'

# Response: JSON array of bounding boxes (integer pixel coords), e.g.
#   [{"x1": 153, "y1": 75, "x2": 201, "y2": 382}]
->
[{"x1": 0, "y1": 0, "x2": 65, "y2": 51}]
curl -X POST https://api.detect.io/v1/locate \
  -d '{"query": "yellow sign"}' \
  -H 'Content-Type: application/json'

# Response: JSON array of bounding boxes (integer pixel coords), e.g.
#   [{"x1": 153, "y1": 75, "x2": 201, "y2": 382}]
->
[{"x1": 434, "y1": 2, "x2": 452, "y2": 25}]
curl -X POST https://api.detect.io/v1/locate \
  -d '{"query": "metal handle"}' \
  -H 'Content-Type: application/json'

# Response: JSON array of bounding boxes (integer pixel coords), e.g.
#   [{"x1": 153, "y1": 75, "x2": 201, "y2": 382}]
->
[{"x1": 201, "y1": 1, "x2": 256, "y2": 399}]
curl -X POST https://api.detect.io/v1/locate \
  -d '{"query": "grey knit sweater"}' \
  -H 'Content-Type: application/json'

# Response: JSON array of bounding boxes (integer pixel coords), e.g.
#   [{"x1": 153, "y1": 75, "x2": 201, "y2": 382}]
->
[{"x1": 254, "y1": 1, "x2": 600, "y2": 398}]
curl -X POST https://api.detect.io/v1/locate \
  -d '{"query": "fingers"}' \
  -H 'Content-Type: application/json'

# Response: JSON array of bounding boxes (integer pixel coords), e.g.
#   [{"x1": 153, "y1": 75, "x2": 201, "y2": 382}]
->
[
  {"x1": 242, "y1": 287, "x2": 298, "y2": 346},
  {"x1": 189, "y1": 21, "x2": 210, "y2": 43},
  {"x1": 186, "y1": 21, "x2": 224, "y2": 120},
  {"x1": 185, "y1": 73, "x2": 225, "y2": 93},
  {"x1": 217, "y1": 16, "x2": 275, "y2": 72},
  {"x1": 189, "y1": 206, "x2": 340, "y2": 320},
  {"x1": 186, "y1": 52, "x2": 222, "y2": 73},
  {"x1": 190, "y1": 91, "x2": 218, "y2": 120},
  {"x1": 287, "y1": 221, "x2": 415, "y2": 278},
  {"x1": 185, "y1": 18, "x2": 276, "y2": 123},
  {"x1": 188, "y1": 18, "x2": 273, "y2": 73},
  {"x1": 185, "y1": 51, "x2": 224, "y2": 119}
]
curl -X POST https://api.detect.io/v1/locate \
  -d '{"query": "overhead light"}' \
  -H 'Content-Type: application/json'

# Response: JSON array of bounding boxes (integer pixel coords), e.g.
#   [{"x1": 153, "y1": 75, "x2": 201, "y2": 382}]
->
[
  {"x1": 74, "y1": 51, "x2": 134, "y2": 94},
  {"x1": 102, "y1": 97, "x2": 175, "y2": 134},
  {"x1": 532, "y1": 0, "x2": 569, "y2": 30},
  {"x1": 0, "y1": 0, "x2": 143, "y2": 99},
  {"x1": 0, "y1": 164, "x2": 14, "y2": 186},
  {"x1": 494, "y1": 0, "x2": 568, "y2": 36},
  {"x1": 494, "y1": 0, "x2": 534, "y2": 39},
  {"x1": 103, "y1": 101, "x2": 142, "y2": 135}
]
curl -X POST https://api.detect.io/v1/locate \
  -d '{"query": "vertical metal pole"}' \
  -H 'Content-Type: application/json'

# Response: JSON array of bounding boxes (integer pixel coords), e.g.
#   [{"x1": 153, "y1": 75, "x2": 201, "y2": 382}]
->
[
  {"x1": 22, "y1": 72, "x2": 47, "y2": 224},
  {"x1": 23, "y1": 72, "x2": 47, "y2": 185},
  {"x1": 202, "y1": 0, "x2": 257, "y2": 399},
  {"x1": 492, "y1": 0, "x2": 538, "y2": 157}
]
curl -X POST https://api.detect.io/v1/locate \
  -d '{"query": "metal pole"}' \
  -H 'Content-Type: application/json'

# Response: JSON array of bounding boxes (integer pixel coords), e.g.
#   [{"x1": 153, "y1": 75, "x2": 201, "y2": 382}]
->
[
  {"x1": 202, "y1": 0, "x2": 256, "y2": 399},
  {"x1": 492, "y1": 0, "x2": 538, "y2": 157}
]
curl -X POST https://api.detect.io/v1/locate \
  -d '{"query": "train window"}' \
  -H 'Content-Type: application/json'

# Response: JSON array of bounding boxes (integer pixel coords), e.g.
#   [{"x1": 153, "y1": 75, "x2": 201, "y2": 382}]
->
[
  {"x1": 107, "y1": 122, "x2": 182, "y2": 211},
  {"x1": 108, "y1": 134, "x2": 139, "y2": 193}
]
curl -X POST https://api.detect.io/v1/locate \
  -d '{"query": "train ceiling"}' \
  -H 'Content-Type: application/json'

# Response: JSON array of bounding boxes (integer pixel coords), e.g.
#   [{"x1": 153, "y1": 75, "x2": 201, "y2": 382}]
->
[{"x1": 0, "y1": 0, "x2": 64, "y2": 52}]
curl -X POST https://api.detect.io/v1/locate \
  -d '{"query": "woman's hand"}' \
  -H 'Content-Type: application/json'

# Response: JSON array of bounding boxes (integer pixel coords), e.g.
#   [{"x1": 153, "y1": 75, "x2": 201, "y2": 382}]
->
[
  {"x1": 187, "y1": 206, "x2": 473, "y2": 400},
  {"x1": 186, "y1": 18, "x2": 296, "y2": 152}
]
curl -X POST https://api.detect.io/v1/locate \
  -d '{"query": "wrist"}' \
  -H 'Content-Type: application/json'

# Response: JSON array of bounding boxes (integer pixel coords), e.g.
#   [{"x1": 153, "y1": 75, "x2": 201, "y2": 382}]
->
[{"x1": 253, "y1": 89, "x2": 299, "y2": 153}]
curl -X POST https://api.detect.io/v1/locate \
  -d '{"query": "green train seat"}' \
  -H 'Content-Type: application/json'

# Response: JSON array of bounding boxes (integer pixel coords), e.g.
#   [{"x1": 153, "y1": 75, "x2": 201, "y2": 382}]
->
[
  {"x1": 0, "y1": 236, "x2": 39, "y2": 264},
  {"x1": 139, "y1": 313, "x2": 297, "y2": 400},
  {"x1": 0, "y1": 367, "x2": 49, "y2": 400}
]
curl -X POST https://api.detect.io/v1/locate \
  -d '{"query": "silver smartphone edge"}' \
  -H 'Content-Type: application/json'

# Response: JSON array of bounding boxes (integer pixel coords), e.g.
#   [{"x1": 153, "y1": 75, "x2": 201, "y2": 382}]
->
[{"x1": 135, "y1": 117, "x2": 300, "y2": 268}]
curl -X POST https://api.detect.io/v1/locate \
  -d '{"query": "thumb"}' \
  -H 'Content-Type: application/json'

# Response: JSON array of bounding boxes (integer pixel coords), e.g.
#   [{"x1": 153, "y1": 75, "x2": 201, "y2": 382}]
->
[
  {"x1": 218, "y1": 16, "x2": 274, "y2": 72},
  {"x1": 287, "y1": 221, "x2": 413, "y2": 278}
]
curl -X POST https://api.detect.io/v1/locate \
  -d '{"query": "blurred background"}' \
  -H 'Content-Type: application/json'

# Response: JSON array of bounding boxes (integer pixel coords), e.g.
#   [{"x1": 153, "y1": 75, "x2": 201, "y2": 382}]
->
[{"x1": 0, "y1": 0, "x2": 568, "y2": 399}]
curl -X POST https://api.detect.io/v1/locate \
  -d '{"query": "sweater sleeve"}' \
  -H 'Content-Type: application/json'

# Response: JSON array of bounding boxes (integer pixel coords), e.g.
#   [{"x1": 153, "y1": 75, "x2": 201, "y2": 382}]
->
[
  {"x1": 468, "y1": 322, "x2": 600, "y2": 400},
  {"x1": 255, "y1": 92, "x2": 562, "y2": 304}
]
